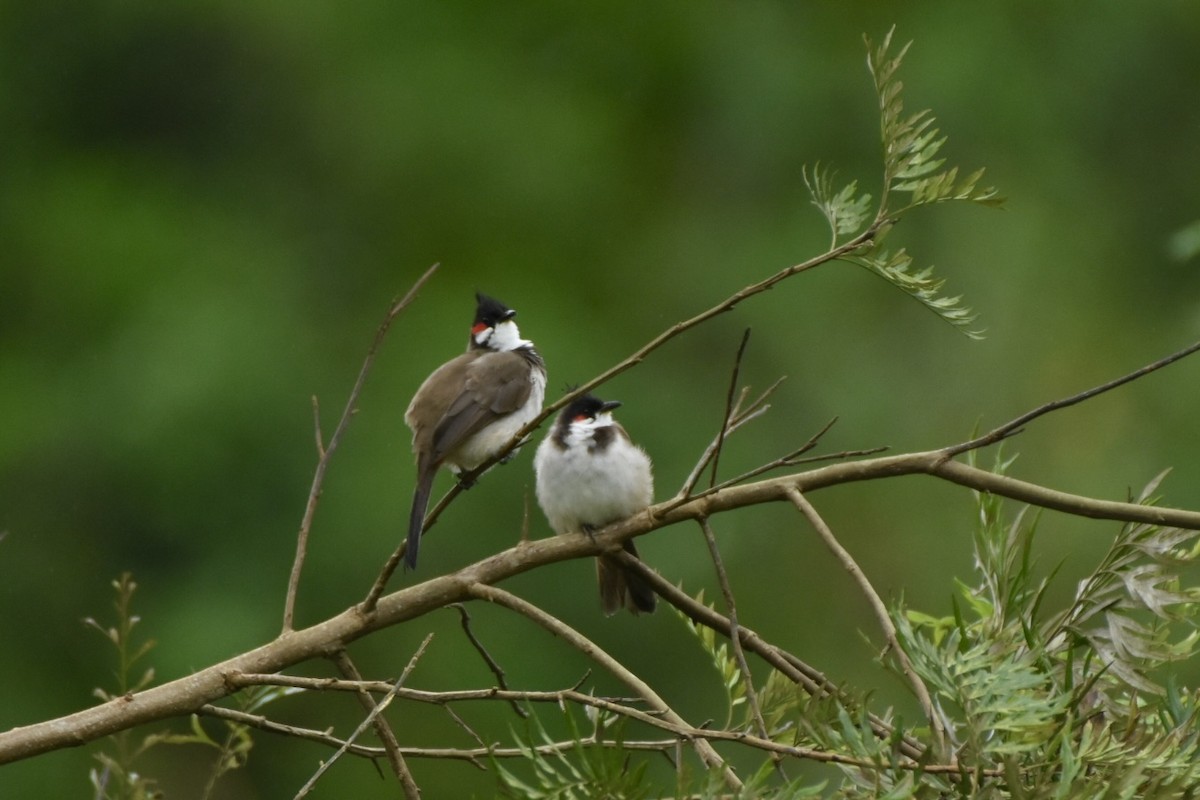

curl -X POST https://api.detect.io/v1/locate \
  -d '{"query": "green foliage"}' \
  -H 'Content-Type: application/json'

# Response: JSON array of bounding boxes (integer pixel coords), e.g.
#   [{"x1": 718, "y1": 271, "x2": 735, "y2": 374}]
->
[
  {"x1": 84, "y1": 573, "x2": 157, "y2": 701},
  {"x1": 493, "y1": 706, "x2": 651, "y2": 800},
  {"x1": 804, "y1": 28, "x2": 1003, "y2": 339},
  {"x1": 866, "y1": 27, "x2": 1003, "y2": 215},
  {"x1": 893, "y1": 460, "x2": 1200, "y2": 796},
  {"x1": 85, "y1": 574, "x2": 163, "y2": 800},
  {"x1": 845, "y1": 246, "x2": 983, "y2": 339},
  {"x1": 801, "y1": 165, "x2": 873, "y2": 247},
  {"x1": 673, "y1": 589, "x2": 747, "y2": 726},
  {"x1": 84, "y1": 574, "x2": 292, "y2": 799}
]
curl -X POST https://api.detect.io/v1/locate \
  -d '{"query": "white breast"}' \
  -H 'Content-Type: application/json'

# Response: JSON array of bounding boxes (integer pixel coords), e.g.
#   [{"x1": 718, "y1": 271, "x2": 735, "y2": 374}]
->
[{"x1": 534, "y1": 433, "x2": 653, "y2": 535}]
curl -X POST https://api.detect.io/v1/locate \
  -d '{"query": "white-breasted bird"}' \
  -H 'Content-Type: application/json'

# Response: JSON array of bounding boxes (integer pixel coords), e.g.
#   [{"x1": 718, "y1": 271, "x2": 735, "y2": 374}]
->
[
  {"x1": 534, "y1": 394, "x2": 657, "y2": 615},
  {"x1": 404, "y1": 293, "x2": 546, "y2": 569}
]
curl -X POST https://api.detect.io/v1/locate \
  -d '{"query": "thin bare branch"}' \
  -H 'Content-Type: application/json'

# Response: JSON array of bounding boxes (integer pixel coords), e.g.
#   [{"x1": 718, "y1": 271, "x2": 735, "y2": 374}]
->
[
  {"x1": 708, "y1": 328, "x2": 753, "y2": 489},
  {"x1": 677, "y1": 378, "x2": 786, "y2": 499},
  {"x1": 206, "y1": 698, "x2": 973, "y2": 778},
  {"x1": 785, "y1": 487, "x2": 948, "y2": 761},
  {"x1": 199, "y1": 704, "x2": 386, "y2": 758},
  {"x1": 285, "y1": 263, "x2": 439, "y2": 632},
  {"x1": 942, "y1": 338, "x2": 1200, "y2": 458},
  {"x1": 696, "y1": 517, "x2": 773, "y2": 761},
  {"x1": 664, "y1": 416, "x2": 864, "y2": 515}
]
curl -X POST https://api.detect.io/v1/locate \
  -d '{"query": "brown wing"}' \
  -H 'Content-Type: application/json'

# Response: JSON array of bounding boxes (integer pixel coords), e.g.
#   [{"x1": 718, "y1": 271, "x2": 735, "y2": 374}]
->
[
  {"x1": 405, "y1": 353, "x2": 477, "y2": 456},
  {"x1": 429, "y1": 351, "x2": 533, "y2": 463}
]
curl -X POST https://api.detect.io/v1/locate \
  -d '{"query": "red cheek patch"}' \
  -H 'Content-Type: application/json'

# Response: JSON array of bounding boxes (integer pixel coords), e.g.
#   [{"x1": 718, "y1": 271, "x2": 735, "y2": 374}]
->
[{"x1": 472, "y1": 323, "x2": 489, "y2": 335}]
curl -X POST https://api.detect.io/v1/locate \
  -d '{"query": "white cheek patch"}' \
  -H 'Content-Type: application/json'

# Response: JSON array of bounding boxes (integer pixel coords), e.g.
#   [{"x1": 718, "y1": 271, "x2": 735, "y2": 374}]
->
[
  {"x1": 488, "y1": 320, "x2": 530, "y2": 352},
  {"x1": 474, "y1": 327, "x2": 494, "y2": 346},
  {"x1": 565, "y1": 413, "x2": 615, "y2": 448}
]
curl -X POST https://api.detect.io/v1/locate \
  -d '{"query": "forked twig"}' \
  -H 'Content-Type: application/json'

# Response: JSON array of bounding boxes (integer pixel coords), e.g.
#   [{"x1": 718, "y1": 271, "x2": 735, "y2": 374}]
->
[
  {"x1": 294, "y1": 635, "x2": 433, "y2": 798},
  {"x1": 467, "y1": 583, "x2": 744, "y2": 792},
  {"x1": 330, "y1": 650, "x2": 418, "y2": 794},
  {"x1": 284, "y1": 264, "x2": 439, "y2": 632},
  {"x1": 664, "y1": 416, "x2": 882, "y2": 516},
  {"x1": 708, "y1": 329, "x2": 753, "y2": 489},
  {"x1": 677, "y1": 377, "x2": 788, "y2": 499}
]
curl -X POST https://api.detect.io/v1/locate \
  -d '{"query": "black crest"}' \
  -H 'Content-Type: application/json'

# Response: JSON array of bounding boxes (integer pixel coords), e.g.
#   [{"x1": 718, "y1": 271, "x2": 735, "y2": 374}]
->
[
  {"x1": 474, "y1": 292, "x2": 517, "y2": 327},
  {"x1": 559, "y1": 394, "x2": 622, "y2": 424}
]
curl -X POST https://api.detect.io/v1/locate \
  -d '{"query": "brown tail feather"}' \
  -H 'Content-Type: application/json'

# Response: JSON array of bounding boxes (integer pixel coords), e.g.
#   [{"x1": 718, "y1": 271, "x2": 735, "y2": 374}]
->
[
  {"x1": 596, "y1": 539, "x2": 657, "y2": 616},
  {"x1": 405, "y1": 464, "x2": 436, "y2": 570}
]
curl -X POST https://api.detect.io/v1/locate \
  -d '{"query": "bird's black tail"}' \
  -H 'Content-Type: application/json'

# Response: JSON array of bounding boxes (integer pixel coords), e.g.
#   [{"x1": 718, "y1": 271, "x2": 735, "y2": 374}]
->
[
  {"x1": 406, "y1": 466, "x2": 435, "y2": 570},
  {"x1": 597, "y1": 539, "x2": 657, "y2": 616}
]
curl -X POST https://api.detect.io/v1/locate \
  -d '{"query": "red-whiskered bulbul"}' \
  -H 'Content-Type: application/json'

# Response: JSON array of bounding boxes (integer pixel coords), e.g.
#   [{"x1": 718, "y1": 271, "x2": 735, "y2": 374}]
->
[
  {"x1": 404, "y1": 293, "x2": 546, "y2": 569},
  {"x1": 534, "y1": 394, "x2": 657, "y2": 615}
]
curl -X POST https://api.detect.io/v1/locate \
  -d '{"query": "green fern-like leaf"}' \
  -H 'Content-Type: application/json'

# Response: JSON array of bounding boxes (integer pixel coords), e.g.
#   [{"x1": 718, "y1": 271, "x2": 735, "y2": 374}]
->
[
  {"x1": 845, "y1": 247, "x2": 983, "y2": 338},
  {"x1": 672, "y1": 589, "x2": 748, "y2": 726},
  {"x1": 802, "y1": 163, "x2": 873, "y2": 245},
  {"x1": 1050, "y1": 472, "x2": 1200, "y2": 698},
  {"x1": 866, "y1": 27, "x2": 1002, "y2": 214},
  {"x1": 494, "y1": 707, "x2": 651, "y2": 800}
]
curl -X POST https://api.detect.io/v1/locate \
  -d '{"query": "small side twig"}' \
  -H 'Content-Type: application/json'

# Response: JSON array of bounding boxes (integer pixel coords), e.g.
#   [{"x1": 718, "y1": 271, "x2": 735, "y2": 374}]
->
[
  {"x1": 284, "y1": 263, "x2": 439, "y2": 633},
  {"x1": 784, "y1": 487, "x2": 948, "y2": 762},
  {"x1": 450, "y1": 603, "x2": 527, "y2": 718},
  {"x1": 664, "y1": 416, "x2": 882, "y2": 516},
  {"x1": 677, "y1": 378, "x2": 788, "y2": 500},
  {"x1": 942, "y1": 338, "x2": 1200, "y2": 458},
  {"x1": 708, "y1": 328, "x2": 753, "y2": 490},
  {"x1": 696, "y1": 518, "x2": 774, "y2": 764},
  {"x1": 199, "y1": 704, "x2": 386, "y2": 759}
]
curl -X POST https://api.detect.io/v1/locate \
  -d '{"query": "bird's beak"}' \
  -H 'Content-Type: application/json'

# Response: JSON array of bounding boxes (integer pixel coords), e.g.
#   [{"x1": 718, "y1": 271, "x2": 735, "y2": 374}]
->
[{"x1": 599, "y1": 400, "x2": 622, "y2": 413}]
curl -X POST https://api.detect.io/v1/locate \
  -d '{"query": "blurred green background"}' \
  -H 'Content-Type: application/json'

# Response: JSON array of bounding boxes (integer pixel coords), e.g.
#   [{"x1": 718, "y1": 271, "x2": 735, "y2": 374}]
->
[{"x1": 2, "y1": 1, "x2": 1199, "y2": 796}]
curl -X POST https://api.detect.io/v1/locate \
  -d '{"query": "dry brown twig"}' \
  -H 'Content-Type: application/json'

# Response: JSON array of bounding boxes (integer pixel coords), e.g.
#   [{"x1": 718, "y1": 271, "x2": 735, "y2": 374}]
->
[
  {"x1": 785, "y1": 487, "x2": 948, "y2": 761},
  {"x1": 695, "y1": 517, "x2": 775, "y2": 758},
  {"x1": 284, "y1": 263, "x2": 440, "y2": 632}
]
